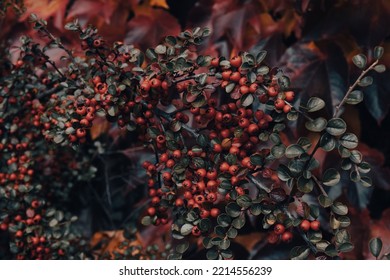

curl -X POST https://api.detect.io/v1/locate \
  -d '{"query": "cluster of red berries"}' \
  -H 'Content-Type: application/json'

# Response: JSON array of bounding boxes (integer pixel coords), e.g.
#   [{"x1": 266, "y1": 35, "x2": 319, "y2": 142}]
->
[{"x1": 267, "y1": 224, "x2": 293, "y2": 244}]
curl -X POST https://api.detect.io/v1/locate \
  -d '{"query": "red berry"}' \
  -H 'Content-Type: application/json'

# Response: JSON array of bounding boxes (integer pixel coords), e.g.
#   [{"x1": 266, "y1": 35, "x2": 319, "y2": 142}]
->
[
  {"x1": 222, "y1": 70, "x2": 232, "y2": 81},
  {"x1": 274, "y1": 224, "x2": 286, "y2": 235},
  {"x1": 196, "y1": 168, "x2": 207, "y2": 178},
  {"x1": 162, "y1": 172, "x2": 172, "y2": 181},
  {"x1": 192, "y1": 226, "x2": 201, "y2": 236},
  {"x1": 210, "y1": 208, "x2": 220, "y2": 218},
  {"x1": 175, "y1": 198, "x2": 184, "y2": 207},
  {"x1": 173, "y1": 150, "x2": 182, "y2": 159},
  {"x1": 285, "y1": 91, "x2": 295, "y2": 102},
  {"x1": 310, "y1": 220, "x2": 321, "y2": 231},
  {"x1": 240, "y1": 85, "x2": 249, "y2": 94},
  {"x1": 274, "y1": 98, "x2": 285, "y2": 110},
  {"x1": 76, "y1": 128, "x2": 86, "y2": 138},
  {"x1": 141, "y1": 81, "x2": 151, "y2": 92},
  {"x1": 147, "y1": 207, "x2": 156, "y2": 216},
  {"x1": 249, "y1": 83, "x2": 258, "y2": 93},
  {"x1": 283, "y1": 104, "x2": 291, "y2": 113},
  {"x1": 206, "y1": 169, "x2": 218, "y2": 180},
  {"x1": 300, "y1": 220, "x2": 311, "y2": 232},
  {"x1": 281, "y1": 231, "x2": 293, "y2": 243},
  {"x1": 213, "y1": 144, "x2": 222, "y2": 153},
  {"x1": 150, "y1": 78, "x2": 161, "y2": 88},
  {"x1": 200, "y1": 209, "x2": 210, "y2": 219},
  {"x1": 230, "y1": 56, "x2": 242, "y2": 68},
  {"x1": 230, "y1": 72, "x2": 241, "y2": 82},
  {"x1": 268, "y1": 86, "x2": 278, "y2": 97},
  {"x1": 211, "y1": 58, "x2": 219, "y2": 67},
  {"x1": 267, "y1": 232, "x2": 279, "y2": 244}
]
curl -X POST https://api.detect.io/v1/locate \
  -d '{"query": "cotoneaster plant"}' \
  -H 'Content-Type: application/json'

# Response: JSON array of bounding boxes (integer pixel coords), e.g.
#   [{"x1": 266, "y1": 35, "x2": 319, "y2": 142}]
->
[{"x1": 0, "y1": 14, "x2": 386, "y2": 260}]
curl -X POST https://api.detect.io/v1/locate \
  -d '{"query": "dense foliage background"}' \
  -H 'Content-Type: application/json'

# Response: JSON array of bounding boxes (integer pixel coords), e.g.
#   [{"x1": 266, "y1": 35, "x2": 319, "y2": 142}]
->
[{"x1": 1, "y1": 0, "x2": 390, "y2": 259}]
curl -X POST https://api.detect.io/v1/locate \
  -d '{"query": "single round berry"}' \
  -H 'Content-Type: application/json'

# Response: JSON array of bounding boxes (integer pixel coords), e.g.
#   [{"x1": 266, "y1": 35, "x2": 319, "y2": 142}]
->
[
  {"x1": 310, "y1": 220, "x2": 321, "y2": 231},
  {"x1": 274, "y1": 224, "x2": 286, "y2": 235},
  {"x1": 230, "y1": 56, "x2": 242, "y2": 68},
  {"x1": 281, "y1": 231, "x2": 293, "y2": 243},
  {"x1": 267, "y1": 232, "x2": 279, "y2": 244},
  {"x1": 274, "y1": 98, "x2": 285, "y2": 110},
  {"x1": 300, "y1": 219, "x2": 311, "y2": 232}
]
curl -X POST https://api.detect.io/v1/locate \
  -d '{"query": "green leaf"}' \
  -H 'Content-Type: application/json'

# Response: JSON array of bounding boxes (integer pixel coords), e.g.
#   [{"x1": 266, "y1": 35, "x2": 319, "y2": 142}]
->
[
  {"x1": 308, "y1": 231, "x2": 322, "y2": 243},
  {"x1": 225, "y1": 83, "x2": 235, "y2": 93},
  {"x1": 250, "y1": 154, "x2": 264, "y2": 166},
  {"x1": 217, "y1": 214, "x2": 232, "y2": 227},
  {"x1": 49, "y1": 219, "x2": 58, "y2": 227},
  {"x1": 250, "y1": 204, "x2": 262, "y2": 216},
  {"x1": 320, "y1": 133, "x2": 336, "y2": 151},
  {"x1": 241, "y1": 93, "x2": 254, "y2": 107},
  {"x1": 297, "y1": 137, "x2": 312, "y2": 150},
  {"x1": 285, "y1": 144, "x2": 305, "y2": 158},
  {"x1": 369, "y1": 238, "x2": 383, "y2": 258},
  {"x1": 141, "y1": 216, "x2": 152, "y2": 226},
  {"x1": 277, "y1": 164, "x2": 292, "y2": 181},
  {"x1": 360, "y1": 176, "x2": 372, "y2": 187},
  {"x1": 331, "y1": 202, "x2": 348, "y2": 215},
  {"x1": 322, "y1": 168, "x2": 340, "y2": 186},
  {"x1": 146, "y1": 48, "x2": 157, "y2": 61},
  {"x1": 215, "y1": 225, "x2": 227, "y2": 236},
  {"x1": 290, "y1": 246, "x2": 310, "y2": 260},
  {"x1": 271, "y1": 144, "x2": 286, "y2": 158},
  {"x1": 358, "y1": 162, "x2": 371, "y2": 173},
  {"x1": 325, "y1": 244, "x2": 338, "y2": 257},
  {"x1": 374, "y1": 46, "x2": 384, "y2": 60},
  {"x1": 318, "y1": 195, "x2": 333, "y2": 208},
  {"x1": 147, "y1": 127, "x2": 160, "y2": 139},
  {"x1": 326, "y1": 118, "x2": 346, "y2": 136},
  {"x1": 350, "y1": 170, "x2": 361, "y2": 182},
  {"x1": 345, "y1": 90, "x2": 363, "y2": 105},
  {"x1": 306, "y1": 97, "x2": 325, "y2": 112},
  {"x1": 338, "y1": 216, "x2": 351, "y2": 228},
  {"x1": 288, "y1": 159, "x2": 305, "y2": 175},
  {"x1": 352, "y1": 54, "x2": 367, "y2": 69},
  {"x1": 350, "y1": 150, "x2": 362, "y2": 164},
  {"x1": 199, "y1": 218, "x2": 212, "y2": 232},
  {"x1": 305, "y1": 117, "x2": 327, "y2": 132},
  {"x1": 225, "y1": 203, "x2": 241, "y2": 218},
  {"x1": 154, "y1": 44, "x2": 166, "y2": 54},
  {"x1": 227, "y1": 228, "x2": 238, "y2": 238},
  {"x1": 176, "y1": 242, "x2": 189, "y2": 254},
  {"x1": 339, "y1": 146, "x2": 352, "y2": 158},
  {"x1": 180, "y1": 224, "x2": 193, "y2": 236},
  {"x1": 232, "y1": 215, "x2": 245, "y2": 229},
  {"x1": 220, "y1": 249, "x2": 233, "y2": 259},
  {"x1": 219, "y1": 239, "x2": 230, "y2": 250},
  {"x1": 338, "y1": 242, "x2": 354, "y2": 253},
  {"x1": 374, "y1": 64, "x2": 386, "y2": 73},
  {"x1": 206, "y1": 249, "x2": 219, "y2": 260},
  {"x1": 358, "y1": 76, "x2": 373, "y2": 87},
  {"x1": 256, "y1": 50, "x2": 267, "y2": 64},
  {"x1": 297, "y1": 177, "x2": 314, "y2": 193},
  {"x1": 340, "y1": 133, "x2": 358, "y2": 149},
  {"x1": 236, "y1": 195, "x2": 252, "y2": 209}
]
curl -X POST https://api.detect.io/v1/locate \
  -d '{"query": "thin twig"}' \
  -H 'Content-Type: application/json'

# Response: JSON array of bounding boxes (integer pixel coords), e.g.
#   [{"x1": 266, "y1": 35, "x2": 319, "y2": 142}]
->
[
  {"x1": 312, "y1": 175, "x2": 328, "y2": 197},
  {"x1": 334, "y1": 60, "x2": 379, "y2": 118}
]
